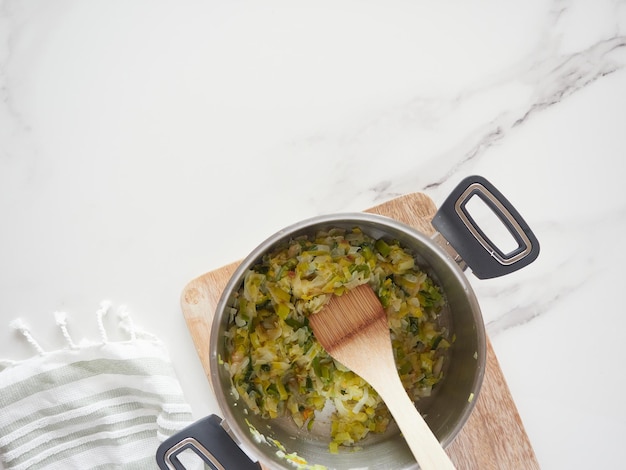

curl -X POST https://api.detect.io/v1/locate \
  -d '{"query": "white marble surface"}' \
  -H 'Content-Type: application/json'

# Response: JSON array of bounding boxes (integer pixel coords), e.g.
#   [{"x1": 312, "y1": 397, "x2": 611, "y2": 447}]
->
[{"x1": 1, "y1": 1, "x2": 626, "y2": 468}]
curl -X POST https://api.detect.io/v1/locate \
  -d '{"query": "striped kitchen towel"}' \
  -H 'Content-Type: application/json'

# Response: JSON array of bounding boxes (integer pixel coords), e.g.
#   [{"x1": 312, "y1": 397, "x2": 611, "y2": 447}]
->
[{"x1": 0, "y1": 302, "x2": 195, "y2": 470}]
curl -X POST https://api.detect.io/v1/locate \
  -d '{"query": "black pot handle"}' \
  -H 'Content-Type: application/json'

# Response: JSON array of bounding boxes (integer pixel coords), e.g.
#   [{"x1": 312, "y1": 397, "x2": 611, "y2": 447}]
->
[
  {"x1": 431, "y1": 175, "x2": 540, "y2": 279},
  {"x1": 155, "y1": 414, "x2": 261, "y2": 470}
]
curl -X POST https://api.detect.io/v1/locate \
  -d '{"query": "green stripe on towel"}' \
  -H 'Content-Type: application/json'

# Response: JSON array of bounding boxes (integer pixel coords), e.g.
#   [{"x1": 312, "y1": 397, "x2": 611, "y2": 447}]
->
[
  {"x1": 0, "y1": 357, "x2": 176, "y2": 406},
  {"x1": 0, "y1": 314, "x2": 194, "y2": 470}
]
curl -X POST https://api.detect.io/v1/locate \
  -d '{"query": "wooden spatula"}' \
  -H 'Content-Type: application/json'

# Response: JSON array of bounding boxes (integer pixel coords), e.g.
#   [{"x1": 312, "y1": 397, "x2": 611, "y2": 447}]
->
[{"x1": 309, "y1": 283, "x2": 456, "y2": 470}]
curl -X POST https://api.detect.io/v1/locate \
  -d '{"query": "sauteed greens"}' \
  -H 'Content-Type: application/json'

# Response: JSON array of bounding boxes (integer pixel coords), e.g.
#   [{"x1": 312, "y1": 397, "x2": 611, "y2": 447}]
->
[{"x1": 223, "y1": 227, "x2": 450, "y2": 452}]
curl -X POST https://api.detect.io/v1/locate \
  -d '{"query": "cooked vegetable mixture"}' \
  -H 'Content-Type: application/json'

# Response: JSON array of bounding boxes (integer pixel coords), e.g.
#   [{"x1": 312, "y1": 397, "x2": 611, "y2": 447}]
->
[{"x1": 223, "y1": 227, "x2": 450, "y2": 452}]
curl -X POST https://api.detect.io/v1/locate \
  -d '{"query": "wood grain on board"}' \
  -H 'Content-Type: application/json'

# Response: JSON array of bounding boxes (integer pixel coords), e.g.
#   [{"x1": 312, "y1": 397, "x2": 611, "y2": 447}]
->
[{"x1": 181, "y1": 192, "x2": 540, "y2": 470}]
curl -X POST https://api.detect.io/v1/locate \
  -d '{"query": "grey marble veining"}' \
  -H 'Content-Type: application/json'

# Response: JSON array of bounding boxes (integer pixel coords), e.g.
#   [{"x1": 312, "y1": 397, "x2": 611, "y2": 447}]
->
[{"x1": 1, "y1": 1, "x2": 626, "y2": 468}]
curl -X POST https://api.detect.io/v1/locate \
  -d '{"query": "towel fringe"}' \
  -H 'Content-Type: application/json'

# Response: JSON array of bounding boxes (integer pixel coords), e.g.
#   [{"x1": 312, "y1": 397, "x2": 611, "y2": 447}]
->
[
  {"x1": 10, "y1": 319, "x2": 46, "y2": 356},
  {"x1": 117, "y1": 305, "x2": 137, "y2": 341},
  {"x1": 54, "y1": 311, "x2": 78, "y2": 349},
  {"x1": 118, "y1": 305, "x2": 160, "y2": 343},
  {"x1": 3, "y1": 302, "x2": 159, "y2": 367},
  {"x1": 96, "y1": 301, "x2": 112, "y2": 344}
]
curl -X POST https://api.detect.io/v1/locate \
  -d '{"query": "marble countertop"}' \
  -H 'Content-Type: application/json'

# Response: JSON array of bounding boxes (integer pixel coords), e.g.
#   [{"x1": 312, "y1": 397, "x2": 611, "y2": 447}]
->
[{"x1": 1, "y1": 1, "x2": 625, "y2": 468}]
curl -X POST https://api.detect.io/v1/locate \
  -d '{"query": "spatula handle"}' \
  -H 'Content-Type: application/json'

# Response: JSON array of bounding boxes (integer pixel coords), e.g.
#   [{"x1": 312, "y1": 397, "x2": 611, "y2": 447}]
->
[{"x1": 371, "y1": 368, "x2": 456, "y2": 470}]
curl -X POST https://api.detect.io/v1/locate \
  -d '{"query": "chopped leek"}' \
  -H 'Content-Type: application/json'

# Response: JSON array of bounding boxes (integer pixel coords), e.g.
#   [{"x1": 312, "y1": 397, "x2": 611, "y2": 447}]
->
[{"x1": 224, "y1": 228, "x2": 449, "y2": 452}]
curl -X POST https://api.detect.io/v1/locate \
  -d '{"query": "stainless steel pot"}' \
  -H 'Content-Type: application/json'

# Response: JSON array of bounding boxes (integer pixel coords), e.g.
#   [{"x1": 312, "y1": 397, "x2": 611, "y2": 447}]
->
[{"x1": 157, "y1": 175, "x2": 540, "y2": 470}]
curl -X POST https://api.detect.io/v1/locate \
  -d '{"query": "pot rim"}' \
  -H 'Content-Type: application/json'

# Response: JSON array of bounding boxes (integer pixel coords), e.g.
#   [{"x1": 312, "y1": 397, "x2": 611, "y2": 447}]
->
[{"x1": 209, "y1": 212, "x2": 487, "y2": 469}]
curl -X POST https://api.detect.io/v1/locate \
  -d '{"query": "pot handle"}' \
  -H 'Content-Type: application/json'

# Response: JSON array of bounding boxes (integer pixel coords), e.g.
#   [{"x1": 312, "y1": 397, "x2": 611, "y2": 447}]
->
[
  {"x1": 155, "y1": 414, "x2": 261, "y2": 470},
  {"x1": 431, "y1": 175, "x2": 540, "y2": 279}
]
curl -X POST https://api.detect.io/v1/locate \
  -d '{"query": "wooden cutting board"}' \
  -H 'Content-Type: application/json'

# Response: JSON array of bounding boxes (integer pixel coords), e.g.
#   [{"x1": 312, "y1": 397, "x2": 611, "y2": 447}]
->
[{"x1": 180, "y1": 192, "x2": 540, "y2": 470}]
